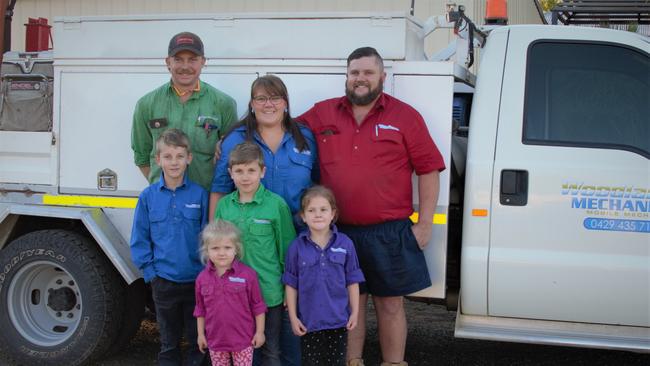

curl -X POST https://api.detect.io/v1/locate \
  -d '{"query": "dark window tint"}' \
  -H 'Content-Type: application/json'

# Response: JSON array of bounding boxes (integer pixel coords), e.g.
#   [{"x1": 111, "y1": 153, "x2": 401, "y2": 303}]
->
[{"x1": 524, "y1": 42, "x2": 649, "y2": 157}]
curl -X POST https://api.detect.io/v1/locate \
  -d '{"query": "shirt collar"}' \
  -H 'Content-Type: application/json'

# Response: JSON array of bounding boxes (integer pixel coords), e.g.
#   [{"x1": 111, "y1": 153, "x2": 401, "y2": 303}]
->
[
  {"x1": 156, "y1": 171, "x2": 189, "y2": 192},
  {"x1": 337, "y1": 93, "x2": 387, "y2": 115},
  {"x1": 206, "y1": 258, "x2": 242, "y2": 276},
  {"x1": 229, "y1": 183, "x2": 267, "y2": 205},
  {"x1": 167, "y1": 80, "x2": 203, "y2": 99},
  {"x1": 298, "y1": 224, "x2": 340, "y2": 249}
]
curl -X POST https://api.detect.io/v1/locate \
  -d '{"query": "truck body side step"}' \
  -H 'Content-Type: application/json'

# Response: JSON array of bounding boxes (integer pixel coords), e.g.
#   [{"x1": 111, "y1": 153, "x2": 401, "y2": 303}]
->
[{"x1": 455, "y1": 311, "x2": 650, "y2": 353}]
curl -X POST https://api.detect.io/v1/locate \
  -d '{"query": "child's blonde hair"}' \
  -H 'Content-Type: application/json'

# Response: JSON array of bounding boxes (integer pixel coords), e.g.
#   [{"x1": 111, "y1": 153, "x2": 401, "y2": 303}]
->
[
  {"x1": 155, "y1": 128, "x2": 191, "y2": 155},
  {"x1": 199, "y1": 220, "x2": 244, "y2": 264},
  {"x1": 300, "y1": 185, "x2": 339, "y2": 222}
]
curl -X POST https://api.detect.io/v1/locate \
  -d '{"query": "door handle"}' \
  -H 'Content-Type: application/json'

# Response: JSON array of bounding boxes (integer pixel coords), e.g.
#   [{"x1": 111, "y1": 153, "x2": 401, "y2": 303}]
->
[{"x1": 500, "y1": 170, "x2": 528, "y2": 206}]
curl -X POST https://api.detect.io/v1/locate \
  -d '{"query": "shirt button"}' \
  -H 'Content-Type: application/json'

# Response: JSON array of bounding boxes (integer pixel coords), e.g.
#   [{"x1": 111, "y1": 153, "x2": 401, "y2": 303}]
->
[
  {"x1": 356, "y1": 129, "x2": 359, "y2": 133},
  {"x1": 172, "y1": 205, "x2": 176, "y2": 208},
  {"x1": 354, "y1": 146, "x2": 358, "y2": 150}
]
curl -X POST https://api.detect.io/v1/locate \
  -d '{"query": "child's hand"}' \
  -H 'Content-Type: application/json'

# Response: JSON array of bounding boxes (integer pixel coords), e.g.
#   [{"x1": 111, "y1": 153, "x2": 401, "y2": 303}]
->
[
  {"x1": 346, "y1": 313, "x2": 358, "y2": 331},
  {"x1": 290, "y1": 317, "x2": 307, "y2": 336},
  {"x1": 197, "y1": 334, "x2": 208, "y2": 353},
  {"x1": 251, "y1": 331, "x2": 266, "y2": 348}
]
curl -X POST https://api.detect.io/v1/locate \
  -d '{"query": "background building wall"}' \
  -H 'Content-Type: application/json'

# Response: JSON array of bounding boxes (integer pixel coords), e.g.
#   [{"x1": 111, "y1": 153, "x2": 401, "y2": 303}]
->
[{"x1": 10, "y1": 0, "x2": 542, "y2": 54}]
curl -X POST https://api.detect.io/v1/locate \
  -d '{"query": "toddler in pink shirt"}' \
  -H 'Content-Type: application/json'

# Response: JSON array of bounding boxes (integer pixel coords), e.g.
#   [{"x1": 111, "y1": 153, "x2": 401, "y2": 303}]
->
[{"x1": 194, "y1": 220, "x2": 267, "y2": 366}]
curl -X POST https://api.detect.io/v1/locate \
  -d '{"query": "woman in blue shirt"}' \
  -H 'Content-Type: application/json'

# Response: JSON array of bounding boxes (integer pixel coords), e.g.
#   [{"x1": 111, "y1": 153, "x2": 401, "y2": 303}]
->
[
  {"x1": 209, "y1": 74, "x2": 316, "y2": 366},
  {"x1": 209, "y1": 74, "x2": 318, "y2": 224}
]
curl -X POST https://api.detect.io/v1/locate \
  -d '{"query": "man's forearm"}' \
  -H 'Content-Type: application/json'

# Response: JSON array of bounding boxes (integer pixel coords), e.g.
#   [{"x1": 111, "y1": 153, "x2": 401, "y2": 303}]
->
[
  {"x1": 138, "y1": 165, "x2": 150, "y2": 179},
  {"x1": 417, "y1": 171, "x2": 440, "y2": 224}
]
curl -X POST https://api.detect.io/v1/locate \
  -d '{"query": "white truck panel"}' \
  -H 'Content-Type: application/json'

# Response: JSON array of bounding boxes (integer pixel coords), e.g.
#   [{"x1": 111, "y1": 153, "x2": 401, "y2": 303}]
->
[
  {"x1": 0, "y1": 131, "x2": 55, "y2": 185},
  {"x1": 459, "y1": 28, "x2": 509, "y2": 316},
  {"x1": 57, "y1": 69, "x2": 257, "y2": 195},
  {"x1": 487, "y1": 26, "x2": 649, "y2": 326},
  {"x1": 53, "y1": 12, "x2": 424, "y2": 61}
]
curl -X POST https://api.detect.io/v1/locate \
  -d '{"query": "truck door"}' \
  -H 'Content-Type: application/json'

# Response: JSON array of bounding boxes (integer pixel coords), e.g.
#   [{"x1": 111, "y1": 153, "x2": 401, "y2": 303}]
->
[{"x1": 488, "y1": 30, "x2": 649, "y2": 326}]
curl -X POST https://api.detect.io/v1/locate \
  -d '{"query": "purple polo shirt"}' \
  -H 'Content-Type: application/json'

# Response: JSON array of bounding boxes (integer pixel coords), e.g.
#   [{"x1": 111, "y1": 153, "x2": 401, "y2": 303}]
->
[
  {"x1": 194, "y1": 259, "x2": 267, "y2": 352},
  {"x1": 282, "y1": 226, "x2": 364, "y2": 332}
]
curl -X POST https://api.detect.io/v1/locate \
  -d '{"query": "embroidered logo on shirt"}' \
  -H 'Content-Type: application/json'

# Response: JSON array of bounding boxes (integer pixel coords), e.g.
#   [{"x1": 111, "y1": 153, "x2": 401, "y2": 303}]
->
[
  {"x1": 330, "y1": 247, "x2": 347, "y2": 254},
  {"x1": 378, "y1": 124, "x2": 400, "y2": 131},
  {"x1": 375, "y1": 123, "x2": 400, "y2": 136},
  {"x1": 228, "y1": 276, "x2": 246, "y2": 283},
  {"x1": 292, "y1": 147, "x2": 312, "y2": 155},
  {"x1": 253, "y1": 219, "x2": 271, "y2": 224},
  {"x1": 185, "y1": 203, "x2": 201, "y2": 209}
]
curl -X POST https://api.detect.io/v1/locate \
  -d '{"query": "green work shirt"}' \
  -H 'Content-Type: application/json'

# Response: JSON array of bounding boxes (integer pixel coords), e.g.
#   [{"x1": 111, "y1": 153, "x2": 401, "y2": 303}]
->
[
  {"x1": 131, "y1": 80, "x2": 237, "y2": 190},
  {"x1": 215, "y1": 184, "x2": 296, "y2": 307}
]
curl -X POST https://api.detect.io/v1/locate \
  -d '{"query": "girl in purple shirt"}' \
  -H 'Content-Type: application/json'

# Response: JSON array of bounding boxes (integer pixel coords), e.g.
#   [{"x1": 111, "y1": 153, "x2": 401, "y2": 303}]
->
[
  {"x1": 194, "y1": 220, "x2": 267, "y2": 366},
  {"x1": 283, "y1": 186, "x2": 365, "y2": 366}
]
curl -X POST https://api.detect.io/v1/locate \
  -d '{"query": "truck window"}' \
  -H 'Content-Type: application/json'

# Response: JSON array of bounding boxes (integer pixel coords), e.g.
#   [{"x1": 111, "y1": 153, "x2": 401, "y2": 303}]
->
[{"x1": 522, "y1": 41, "x2": 649, "y2": 158}]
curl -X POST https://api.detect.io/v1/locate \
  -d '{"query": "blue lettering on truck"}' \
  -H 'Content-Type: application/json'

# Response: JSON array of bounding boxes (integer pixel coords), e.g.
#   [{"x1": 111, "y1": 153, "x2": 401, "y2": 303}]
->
[{"x1": 562, "y1": 183, "x2": 649, "y2": 233}]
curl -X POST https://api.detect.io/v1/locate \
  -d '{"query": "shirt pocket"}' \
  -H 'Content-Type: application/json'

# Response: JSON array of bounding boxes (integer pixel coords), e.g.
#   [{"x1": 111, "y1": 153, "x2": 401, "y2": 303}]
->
[
  {"x1": 283, "y1": 149, "x2": 314, "y2": 196},
  {"x1": 201, "y1": 285, "x2": 214, "y2": 296},
  {"x1": 192, "y1": 115, "x2": 222, "y2": 156},
  {"x1": 249, "y1": 221, "x2": 273, "y2": 236},
  {"x1": 149, "y1": 209, "x2": 169, "y2": 242},
  {"x1": 315, "y1": 125, "x2": 342, "y2": 165},
  {"x1": 182, "y1": 207, "x2": 202, "y2": 234},
  {"x1": 148, "y1": 118, "x2": 169, "y2": 146},
  {"x1": 371, "y1": 128, "x2": 405, "y2": 159},
  {"x1": 298, "y1": 256, "x2": 320, "y2": 291},
  {"x1": 225, "y1": 283, "x2": 248, "y2": 307},
  {"x1": 200, "y1": 285, "x2": 218, "y2": 308},
  {"x1": 326, "y1": 252, "x2": 348, "y2": 300}
]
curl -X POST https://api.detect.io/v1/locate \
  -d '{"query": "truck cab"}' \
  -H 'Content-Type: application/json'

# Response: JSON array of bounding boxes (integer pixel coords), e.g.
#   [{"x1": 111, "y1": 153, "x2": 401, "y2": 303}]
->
[{"x1": 456, "y1": 25, "x2": 649, "y2": 350}]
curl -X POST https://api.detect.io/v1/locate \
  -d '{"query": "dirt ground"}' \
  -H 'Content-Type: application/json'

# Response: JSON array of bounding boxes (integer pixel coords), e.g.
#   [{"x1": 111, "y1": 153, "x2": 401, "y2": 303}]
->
[
  {"x1": 95, "y1": 300, "x2": 649, "y2": 366},
  {"x1": 2, "y1": 300, "x2": 649, "y2": 365}
]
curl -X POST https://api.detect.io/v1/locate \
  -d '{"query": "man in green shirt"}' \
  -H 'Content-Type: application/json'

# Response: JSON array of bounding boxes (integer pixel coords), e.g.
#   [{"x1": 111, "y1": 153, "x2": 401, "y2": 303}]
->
[
  {"x1": 131, "y1": 31, "x2": 237, "y2": 190},
  {"x1": 215, "y1": 141, "x2": 295, "y2": 366}
]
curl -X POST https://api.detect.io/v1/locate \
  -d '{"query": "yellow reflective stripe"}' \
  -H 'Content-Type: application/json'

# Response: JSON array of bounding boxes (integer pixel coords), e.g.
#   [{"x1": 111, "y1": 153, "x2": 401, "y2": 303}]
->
[
  {"x1": 43, "y1": 195, "x2": 138, "y2": 209},
  {"x1": 409, "y1": 212, "x2": 447, "y2": 225}
]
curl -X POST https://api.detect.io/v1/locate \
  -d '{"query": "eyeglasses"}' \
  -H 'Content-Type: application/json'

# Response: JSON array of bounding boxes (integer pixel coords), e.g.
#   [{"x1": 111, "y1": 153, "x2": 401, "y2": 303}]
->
[{"x1": 252, "y1": 95, "x2": 284, "y2": 105}]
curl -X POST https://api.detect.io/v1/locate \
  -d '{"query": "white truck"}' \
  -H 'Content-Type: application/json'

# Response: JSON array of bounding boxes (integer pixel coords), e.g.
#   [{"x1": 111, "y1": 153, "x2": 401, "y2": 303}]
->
[{"x1": 0, "y1": 6, "x2": 648, "y2": 366}]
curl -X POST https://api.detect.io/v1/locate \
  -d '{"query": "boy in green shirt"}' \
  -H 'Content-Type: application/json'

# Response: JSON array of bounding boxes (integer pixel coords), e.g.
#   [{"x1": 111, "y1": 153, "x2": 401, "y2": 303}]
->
[{"x1": 214, "y1": 141, "x2": 296, "y2": 366}]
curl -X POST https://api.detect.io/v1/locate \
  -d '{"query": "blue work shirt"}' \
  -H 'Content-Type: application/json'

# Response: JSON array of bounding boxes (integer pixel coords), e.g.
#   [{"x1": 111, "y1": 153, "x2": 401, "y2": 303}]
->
[
  {"x1": 282, "y1": 226, "x2": 364, "y2": 332},
  {"x1": 210, "y1": 124, "x2": 318, "y2": 214},
  {"x1": 130, "y1": 174, "x2": 208, "y2": 283}
]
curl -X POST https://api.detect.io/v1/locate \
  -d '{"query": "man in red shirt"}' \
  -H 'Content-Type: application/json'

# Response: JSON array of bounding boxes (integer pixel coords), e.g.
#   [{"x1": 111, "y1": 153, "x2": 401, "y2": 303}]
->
[{"x1": 298, "y1": 47, "x2": 445, "y2": 366}]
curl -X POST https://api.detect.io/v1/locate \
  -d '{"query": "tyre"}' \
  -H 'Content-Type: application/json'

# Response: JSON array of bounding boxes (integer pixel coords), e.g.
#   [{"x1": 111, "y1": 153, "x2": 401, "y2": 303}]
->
[
  {"x1": 0, "y1": 229, "x2": 124, "y2": 366},
  {"x1": 107, "y1": 278, "x2": 145, "y2": 354}
]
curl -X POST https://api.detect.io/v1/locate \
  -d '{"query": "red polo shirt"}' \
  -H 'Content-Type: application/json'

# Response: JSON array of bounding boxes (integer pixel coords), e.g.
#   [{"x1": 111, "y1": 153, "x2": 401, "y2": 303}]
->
[{"x1": 298, "y1": 93, "x2": 445, "y2": 225}]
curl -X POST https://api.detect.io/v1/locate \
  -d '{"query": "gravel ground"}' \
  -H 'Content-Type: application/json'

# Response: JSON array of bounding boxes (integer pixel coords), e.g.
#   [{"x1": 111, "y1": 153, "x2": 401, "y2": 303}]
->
[
  {"x1": 94, "y1": 300, "x2": 648, "y2": 366},
  {"x1": 3, "y1": 300, "x2": 648, "y2": 365}
]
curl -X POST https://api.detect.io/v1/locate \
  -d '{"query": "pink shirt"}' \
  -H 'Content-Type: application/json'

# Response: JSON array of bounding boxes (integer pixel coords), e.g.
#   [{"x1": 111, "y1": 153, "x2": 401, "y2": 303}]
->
[{"x1": 194, "y1": 259, "x2": 267, "y2": 352}]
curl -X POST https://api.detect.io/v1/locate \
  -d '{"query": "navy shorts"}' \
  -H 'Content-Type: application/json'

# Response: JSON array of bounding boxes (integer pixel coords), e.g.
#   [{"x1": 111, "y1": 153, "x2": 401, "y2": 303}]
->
[{"x1": 338, "y1": 219, "x2": 431, "y2": 296}]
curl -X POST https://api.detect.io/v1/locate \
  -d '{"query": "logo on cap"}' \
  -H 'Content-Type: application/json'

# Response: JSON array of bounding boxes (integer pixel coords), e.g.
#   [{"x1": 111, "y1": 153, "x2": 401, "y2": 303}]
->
[{"x1": 175, "y1": 36, "x2": 195, "y2": 46}]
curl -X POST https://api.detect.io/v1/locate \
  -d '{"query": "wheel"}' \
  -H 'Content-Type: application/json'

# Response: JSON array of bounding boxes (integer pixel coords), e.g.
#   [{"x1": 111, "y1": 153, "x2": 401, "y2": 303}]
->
[
  {"x1": 0, "y1": 229, "x2": 124, "y2": 366},
  {"x1": 107, "y1": 278, "x2": 146, "y2": 354}
]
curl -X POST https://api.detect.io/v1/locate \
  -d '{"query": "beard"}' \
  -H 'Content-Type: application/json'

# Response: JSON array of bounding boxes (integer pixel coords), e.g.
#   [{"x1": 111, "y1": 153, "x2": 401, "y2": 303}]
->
[{"x1": 345, "y1": 79, "x2": 383, "y2": 106}]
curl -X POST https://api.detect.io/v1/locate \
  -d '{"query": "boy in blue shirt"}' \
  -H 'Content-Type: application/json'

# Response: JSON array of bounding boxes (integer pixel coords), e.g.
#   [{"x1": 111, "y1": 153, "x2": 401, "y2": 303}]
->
[{"x1": 130, "y1": 128, "x2": 208, "y2": 366}]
